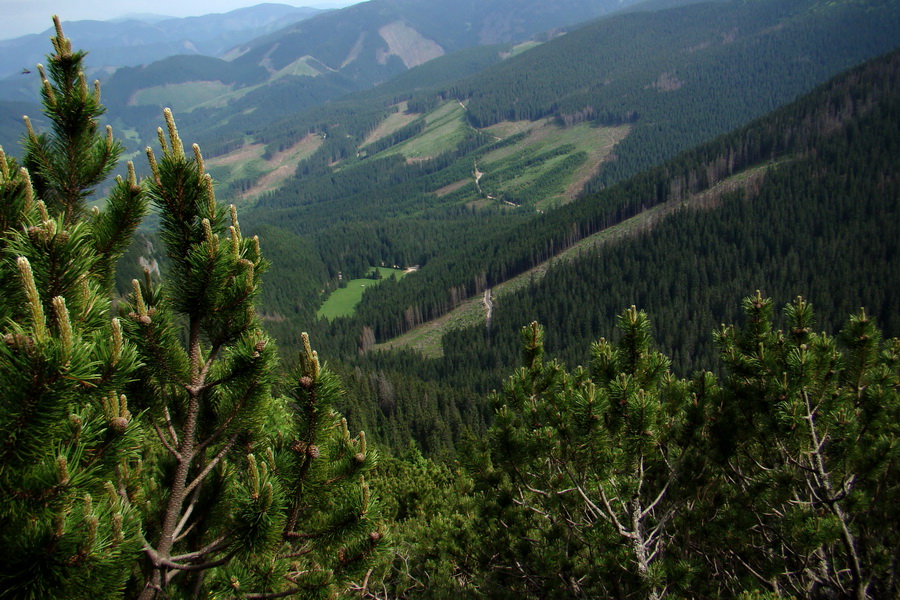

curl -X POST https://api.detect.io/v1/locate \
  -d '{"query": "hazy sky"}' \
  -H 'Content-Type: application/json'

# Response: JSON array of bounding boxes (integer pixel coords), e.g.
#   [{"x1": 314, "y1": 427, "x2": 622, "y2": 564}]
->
[{"x1": 0, "y1": 0, "x2": 363, "y2": 41}]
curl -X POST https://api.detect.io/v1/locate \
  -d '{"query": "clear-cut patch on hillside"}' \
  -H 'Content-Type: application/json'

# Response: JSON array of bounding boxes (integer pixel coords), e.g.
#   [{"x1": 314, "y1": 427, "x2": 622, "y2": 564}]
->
[
  {"x1": 205, "y1": 133, "x2": 324, "y2": 203},
  {"x1": 272, "y1": 56, "x2": 331, "y2": 79},
  {"x1": 360, "y1": 101, "x2": 418, "y2": 147},
  {"x1": 341, "y1": 32, "x2": 367, "y2": 68},
  {"x1": 377, "y1": 21, "x2": 444, "y2": 68}
]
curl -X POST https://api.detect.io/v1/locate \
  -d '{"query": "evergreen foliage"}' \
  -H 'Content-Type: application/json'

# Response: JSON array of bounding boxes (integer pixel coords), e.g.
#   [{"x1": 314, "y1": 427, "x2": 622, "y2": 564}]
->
[
  {"x1": 484, "y1": 313, "x2": 712, "y2": 598},
  {"x1": 0, "y1": 18, "x2": 147, "y2": 599},
  {"x1": 0, "y1": 21, "x2": 384, "y2": 599},
  {"x1": 456, "y1": 299, "x2": 899, "y2": 599},
  {"x1": 706, "y1": 295, "x2": 900, "y2": 598},
  {"x1": 2, "y1": 11, "x2": 899, "y2": 600}
]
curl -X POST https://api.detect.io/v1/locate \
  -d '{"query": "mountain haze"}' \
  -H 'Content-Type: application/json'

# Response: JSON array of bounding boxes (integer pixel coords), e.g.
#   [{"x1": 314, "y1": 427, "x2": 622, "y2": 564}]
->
[
  {"x1": 227, "y1": 0, "x2": 647, "y2": 82},
  {"x1": 210, "y1": 0, "x2": 900, "y2": 353},
  {"x1": 0, "y1": 4, "x2": 325, "y2": 80},
  {"x1": 80, "y1": 0, "x2": 652, "y2": 156}
]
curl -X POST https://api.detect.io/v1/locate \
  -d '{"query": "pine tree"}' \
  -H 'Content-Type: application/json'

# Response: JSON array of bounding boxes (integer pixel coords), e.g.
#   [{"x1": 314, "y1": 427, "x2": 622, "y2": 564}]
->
[
  {"x1": 0, "y1": 18, "x2": 385, "y2": 599},
  {"x1": 0, "y1": 17, "x2": 147, "y2": 599},
  {"x1": 487, "y1": 311, "x2": 712, "y2": 598},
  {"x1": 125, "y1": 114, "x2": 384, "y2": 594},
  {"x1": 711, "y1": 294, "x2": 900, "y2": 599}
]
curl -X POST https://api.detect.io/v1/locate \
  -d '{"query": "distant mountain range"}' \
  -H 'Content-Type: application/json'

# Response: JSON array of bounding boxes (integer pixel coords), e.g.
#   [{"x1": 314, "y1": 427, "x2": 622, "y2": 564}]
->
[
  {"x1": 224, "y1": 0, "x2": 648, "y2": 85},
  {"x1": 0, "y1": 0, "x2": 657, "y2": 148},
  {"x1": 0, "y1": 4, "x2": 326, "y2": 80},
  {"x1": 2, "y1": 0, "x2": 898, "y2": 392}
]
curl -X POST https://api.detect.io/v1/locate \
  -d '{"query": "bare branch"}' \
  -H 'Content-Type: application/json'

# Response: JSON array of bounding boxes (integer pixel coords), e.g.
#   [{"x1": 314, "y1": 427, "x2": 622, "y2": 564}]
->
[
  {"x1": 183, "y1": 431, "x2": 239, "y2": 497},
  {"x1": 153, "y1": 422, "x2": 181, "y2": 460}
]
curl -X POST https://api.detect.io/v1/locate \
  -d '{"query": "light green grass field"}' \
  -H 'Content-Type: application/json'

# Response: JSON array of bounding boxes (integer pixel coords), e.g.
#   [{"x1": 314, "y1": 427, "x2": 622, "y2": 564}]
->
[
  {"x1": 360, "y1": 102, "x2": 418, "y2": 148},
  {"x1": 132, "y1": 82, "x2": 234, "y2": 113},
  {"x1": 386, "y1": 101, "x2": 469, "y2": 159},
  {"x1": 317, "y1": 267, "x2": 407, "y2": 320}
]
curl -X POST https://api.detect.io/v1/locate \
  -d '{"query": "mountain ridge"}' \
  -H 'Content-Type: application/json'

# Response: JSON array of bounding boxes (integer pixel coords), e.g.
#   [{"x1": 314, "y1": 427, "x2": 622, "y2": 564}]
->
[{"x1": 0, "y1": 4, "x2": 326, "y2": 81}]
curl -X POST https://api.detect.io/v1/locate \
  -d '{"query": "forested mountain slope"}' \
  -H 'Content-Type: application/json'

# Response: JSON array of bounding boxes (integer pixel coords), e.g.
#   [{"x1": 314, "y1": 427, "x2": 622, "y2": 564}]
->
[
  {"x1": 73, "y1": 0, "x2": 648, "y2": 160},
  {"x1": 330, "y1": 48, "x2": 900, "y2": 456},
  {"x1": 0, "y1": 4, "x2": 325, "y2": 82},
  {"x1": 244, "y1": 0, "x2": 900, "y2": 356},
  {"x1": 445, "y1": 49, "x2": 900, "y2": 377},
  {"x1": 3, "y1": 15, "x2": 897, "y2": 600},
  {"x1": 227, "y1": 0, "x2": 647, "y2": 76}
]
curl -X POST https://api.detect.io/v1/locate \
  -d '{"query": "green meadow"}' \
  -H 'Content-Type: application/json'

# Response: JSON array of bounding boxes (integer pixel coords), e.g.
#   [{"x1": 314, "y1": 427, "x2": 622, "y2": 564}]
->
[{"x1": 316, "y1": 267, "x2": 407, "y2": 320}]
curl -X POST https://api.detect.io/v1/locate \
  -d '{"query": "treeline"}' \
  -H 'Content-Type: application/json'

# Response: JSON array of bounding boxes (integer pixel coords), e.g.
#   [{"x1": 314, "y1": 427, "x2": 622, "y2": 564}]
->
[
  {"x1": 106, "y1": 46, "x2": 900, "y2": 464},
  {"x1": 325, "y1": 48, "x2": 900, "y2": 349},
  {"x1": 371, "y1": 300, "x2": 899, "y2": 599},
  {"x1": 230, "y1": 0, "x2": 900, "y2": 355},
  {"x1": 446, "y1": 0, "x2": 900, "y2": 186},
  {"x1": 447, "y1": 94, "x2": 900, "y2": 377},
  {"x1": 287, "y1": 48, "x2": 900, "y2": 463}
]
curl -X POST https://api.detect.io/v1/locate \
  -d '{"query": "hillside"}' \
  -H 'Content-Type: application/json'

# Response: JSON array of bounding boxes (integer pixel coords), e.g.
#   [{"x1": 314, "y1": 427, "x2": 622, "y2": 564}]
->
[
  {"x1": 0, "y1": 4, "x2": 325, "y2": 81},
  {"x1": 0, "y1": 4, "x2": 324, "y2": 151},
  {"x1": 225, "y1": 0, "x2": 900, "y2": 353},
  {"x1": 2, "y1": 10, "x2": 898, "y2": 600},
  {"x1": 76, "y1": 0, "x2": 649, "y2": 165},
  {"x1": 333, "y1": 47, "x2": 900, "y2": 457}
]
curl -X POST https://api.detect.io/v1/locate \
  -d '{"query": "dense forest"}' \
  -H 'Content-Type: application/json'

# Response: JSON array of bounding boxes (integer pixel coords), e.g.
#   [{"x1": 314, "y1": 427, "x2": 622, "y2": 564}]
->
[
  {"x1": 318, "y1": 48, "x2": 900, "y2": 459},
  {"x1": 216, "y1": 0, "x2": 900, "y2": 365},
  {"x1": 0, "y1": 3, "x2": 898, "y2": 599}
]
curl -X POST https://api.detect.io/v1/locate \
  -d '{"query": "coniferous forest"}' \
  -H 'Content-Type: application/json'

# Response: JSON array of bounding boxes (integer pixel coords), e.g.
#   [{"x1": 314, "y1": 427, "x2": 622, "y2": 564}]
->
[{"x1": 1, "y1": 2, "x2": 898, "y2": 599}]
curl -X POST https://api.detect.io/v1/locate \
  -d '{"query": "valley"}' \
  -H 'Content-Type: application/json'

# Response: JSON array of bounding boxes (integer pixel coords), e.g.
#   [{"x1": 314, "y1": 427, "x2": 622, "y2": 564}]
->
[
  {"x1": 68, "y1": 0, "x2": 897, "y2": 381},
  {"x1": 372, "y1": 157, "x2": 776, "y2": 357},
  {"x1": 1, "y1": 0, "x2": 898, "y2": 597}
]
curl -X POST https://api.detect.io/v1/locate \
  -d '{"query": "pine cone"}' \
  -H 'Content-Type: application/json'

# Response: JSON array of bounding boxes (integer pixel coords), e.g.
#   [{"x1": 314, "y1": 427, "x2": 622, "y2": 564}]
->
[
  {"x1": 290, "y1": 440, "x2": 307, "y2": 454},
  {"x1": 252, "y1": 339, "x2": 266, "y2": 358},
  {"x1": 307, "y1": 444, "x2": 320, "y2": 459},
  {"x1": 109, "y1": 417, "x2": 129, "y2": 432},
  {"x1": 4, "y1": 333, "x2": 34, "y2": 352}
]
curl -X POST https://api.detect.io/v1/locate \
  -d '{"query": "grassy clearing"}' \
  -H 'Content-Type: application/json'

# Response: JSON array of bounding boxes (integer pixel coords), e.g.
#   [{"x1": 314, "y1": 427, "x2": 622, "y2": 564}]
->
[
  {"x1": 386, "y1": 101, "x2": 469, "y2": 160},
  {"x1": 433, "y1": 178, "x2": 471, "y2": 197},
  {"x1": 373, "y1": 292, "x2": 485, "y2": 356},
  {"x1": 272, "y1": 56, "x2": 325, "y2": 79},
  {"x1": 131, "y1": 82, "x2": 234, "y2": 112},
  {"x1": 206, "y1": 134, "x2": 323, "y2": 204},
  {"x1": 477, "y1": 121, "x2": 630, "y2": 207},
  {"x1": 562, "y1": 124, "x2": 630, "y2": 202},
  {"x1": 484, "y1": 119, "x2": 542, "y2": 139},
  {"x1": 360, "y1": 102, "x2": 418, "y2": 148},
  {"x1": 239, "y1": 134, "x2": 323, "y2": 201},
  {"x1": 374, "y1": 163, "x2": 775, "y2": 357},
  {"x1": 366, "y1": 111, "x2": 627, "y2": 210},
  {"x1": 507, "y1": 41, "x2": 542, "y2": 57},
  {"x1": 317, "y1": 268, "x2": 407, "y2": 321}
]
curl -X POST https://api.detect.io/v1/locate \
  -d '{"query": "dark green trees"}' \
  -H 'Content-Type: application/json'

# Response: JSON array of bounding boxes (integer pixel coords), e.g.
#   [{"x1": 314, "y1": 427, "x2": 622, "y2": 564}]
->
[
  {"x1": 0, "y1": 17, "x2": 147, "y2": 599},
  {"x1": 710, "y1": 295, "x2": 899, "y2": 599},
  {"x1": 488, "y1": 310, "x2": 710, "y2": 598},
  {"x1": 486, "y1": 297, "x2": 898, "y2": 599},
  {"x1": 0, "y1": 19, "x2": 384, "y2": 599}
]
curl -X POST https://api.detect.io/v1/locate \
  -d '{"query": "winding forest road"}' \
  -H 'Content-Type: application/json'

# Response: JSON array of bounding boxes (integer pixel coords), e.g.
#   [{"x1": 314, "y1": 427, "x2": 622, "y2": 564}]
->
[{"x1": 483, "y1": 288, "x2": 493, "y2": 329}]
